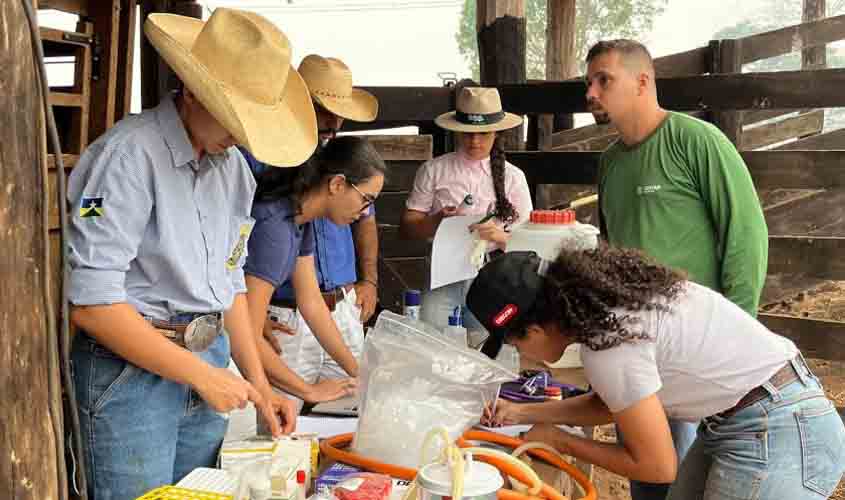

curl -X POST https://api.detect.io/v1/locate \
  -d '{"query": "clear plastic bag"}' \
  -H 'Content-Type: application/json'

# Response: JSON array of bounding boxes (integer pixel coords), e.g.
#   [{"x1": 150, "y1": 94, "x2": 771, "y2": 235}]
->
[
  {"x1": 353, "y1": 311, "x2": 516, "y2": 468},
  {"x1": 331, "y1": 473, "x2": 392, "y2": 500}
]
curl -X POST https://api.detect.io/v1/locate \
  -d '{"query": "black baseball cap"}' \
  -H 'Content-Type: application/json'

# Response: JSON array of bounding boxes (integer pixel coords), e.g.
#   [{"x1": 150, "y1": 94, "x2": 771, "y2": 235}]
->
[{"x1": 466, "y1": 251, "x2": 546, "y2": 359}]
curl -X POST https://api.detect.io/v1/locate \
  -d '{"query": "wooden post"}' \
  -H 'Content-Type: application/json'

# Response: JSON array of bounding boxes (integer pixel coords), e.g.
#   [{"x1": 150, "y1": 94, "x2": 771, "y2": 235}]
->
[
  {"x1": 114, "y1": 0, "x2": 138, "y2": 120},
  {"x1": 711, "y1": 38, "x2": 743, "y2": 146},
  {"x1": 545, "y1": 0, "x2": 576, "y2": 133},
  {"x1": 88, "y1": 0, "x2": 121, "y2": 140},
  {"x1": 476, "y1": 0, "x2": 526, "y2": 150},
  {"x1": 0, "y1": 2, "x2": 62, "y2": 499},
  {"x1": 140, "y1": 0, "x2": 202, "y2": 109},
  {"x1": 803, "y1": 0, "x2": 827, "y2": 70},
  {"x1": 533, "y1": 0, "x2": 576, "y2": 207}
]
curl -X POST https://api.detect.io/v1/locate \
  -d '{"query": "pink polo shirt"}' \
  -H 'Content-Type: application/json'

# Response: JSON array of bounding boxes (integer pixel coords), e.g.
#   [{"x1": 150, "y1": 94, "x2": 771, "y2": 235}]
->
[{"x1": 405, "y1": 151, "x2": 533, "y2": 224}]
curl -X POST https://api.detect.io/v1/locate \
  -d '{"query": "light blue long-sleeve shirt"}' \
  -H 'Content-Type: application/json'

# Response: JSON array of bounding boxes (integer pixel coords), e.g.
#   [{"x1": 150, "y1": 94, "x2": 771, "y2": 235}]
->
[{"x1": 67, "y1": 95, "x2": 257, "y2": 320}]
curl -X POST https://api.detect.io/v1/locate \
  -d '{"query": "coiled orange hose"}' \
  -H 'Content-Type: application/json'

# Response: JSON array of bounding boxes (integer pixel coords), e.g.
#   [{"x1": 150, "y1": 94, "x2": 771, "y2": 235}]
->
[{"x1": 319, "y1": 431, "x2": 597, "y2": 500}]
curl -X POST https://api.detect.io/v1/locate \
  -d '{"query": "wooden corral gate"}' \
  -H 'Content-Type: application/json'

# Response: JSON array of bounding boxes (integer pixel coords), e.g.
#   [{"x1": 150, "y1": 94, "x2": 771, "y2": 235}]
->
[{"x1": 359, "y1": 15, "x2": 845, "y2": 390}]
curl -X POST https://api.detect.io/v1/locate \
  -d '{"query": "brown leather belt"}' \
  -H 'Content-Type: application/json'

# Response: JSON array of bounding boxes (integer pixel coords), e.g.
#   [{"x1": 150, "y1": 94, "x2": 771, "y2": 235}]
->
[
  {"x1": 720, "y1": 357, "x2": 803, "y2": 418},
  {"x1": 272, "y1": 284, "x2": 353, "y2": 313}
]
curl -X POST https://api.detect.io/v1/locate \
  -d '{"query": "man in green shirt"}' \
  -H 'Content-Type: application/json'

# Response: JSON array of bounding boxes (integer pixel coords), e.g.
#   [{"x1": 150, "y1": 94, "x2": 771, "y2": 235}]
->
[{"x1": 586, "y1": 40, "x2": 768, "y2": 500}]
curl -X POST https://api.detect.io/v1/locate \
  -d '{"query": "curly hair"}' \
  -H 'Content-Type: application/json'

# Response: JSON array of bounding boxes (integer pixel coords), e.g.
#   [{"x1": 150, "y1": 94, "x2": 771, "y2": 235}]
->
[{"x1": 515, "y1": 247, "x2": 687, "y2": 351}]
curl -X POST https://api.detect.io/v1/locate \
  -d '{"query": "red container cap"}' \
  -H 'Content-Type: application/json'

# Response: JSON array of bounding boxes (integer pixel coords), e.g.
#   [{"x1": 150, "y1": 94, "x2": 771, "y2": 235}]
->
[
  {"x1": 544, "y1": 386, "x2": 562, "y2": 395},
  {"x1": 529, "y1": 210, "x2": 575, "y2": 225},
  {"x1": 297, "y1": 470, "x2": 306, "y2": 483}
]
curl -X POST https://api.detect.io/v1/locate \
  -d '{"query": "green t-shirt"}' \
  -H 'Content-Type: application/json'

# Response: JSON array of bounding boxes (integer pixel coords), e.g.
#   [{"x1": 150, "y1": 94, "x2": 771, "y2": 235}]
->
[{"x1": 598, "y1": 112, "x2": 768, "y2": 316}]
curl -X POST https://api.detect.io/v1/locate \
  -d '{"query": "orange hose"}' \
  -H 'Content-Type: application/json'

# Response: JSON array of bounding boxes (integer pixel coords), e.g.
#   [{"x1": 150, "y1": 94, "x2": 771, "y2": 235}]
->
[{"x1": 319, "y1": 431, "x2": 597, "y2": 500}]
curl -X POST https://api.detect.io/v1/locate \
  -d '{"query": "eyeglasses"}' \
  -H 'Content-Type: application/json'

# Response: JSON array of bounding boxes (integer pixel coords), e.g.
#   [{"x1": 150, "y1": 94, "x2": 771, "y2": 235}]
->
[{"x1": 348, "y1": 181, "x2": 376, "y2": 210}]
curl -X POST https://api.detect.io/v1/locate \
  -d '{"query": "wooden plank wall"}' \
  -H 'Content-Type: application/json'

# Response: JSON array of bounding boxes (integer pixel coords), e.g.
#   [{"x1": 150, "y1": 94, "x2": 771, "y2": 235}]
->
[{"x1": 366, "y1": 136, "x2": 433, "y2": 312}]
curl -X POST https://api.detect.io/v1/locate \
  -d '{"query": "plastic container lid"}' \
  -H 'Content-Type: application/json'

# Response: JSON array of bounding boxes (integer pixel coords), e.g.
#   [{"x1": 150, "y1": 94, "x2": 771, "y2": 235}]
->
[
  {"x1": 529, "y1": 209, "x2": 576, "y2": 224},
  {"x1": 404, "y1": 289, "x2": 421, "y2": 306},
  {"x1": 297, "y1": 470, "x2": 306, "y2": 484},
  {"x1": 418, "y1": 459, "x2": 503, "y2": 497}
]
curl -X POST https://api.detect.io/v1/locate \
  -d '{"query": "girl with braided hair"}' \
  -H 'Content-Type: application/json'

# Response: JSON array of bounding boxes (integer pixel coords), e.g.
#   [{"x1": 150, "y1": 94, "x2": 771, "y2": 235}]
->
[
  {"x1": 466, "y1": 247, "x2": 845, "y2": 500},
  {"x1": 400, "y1": 87, "x2": 532, "y2": 331}
]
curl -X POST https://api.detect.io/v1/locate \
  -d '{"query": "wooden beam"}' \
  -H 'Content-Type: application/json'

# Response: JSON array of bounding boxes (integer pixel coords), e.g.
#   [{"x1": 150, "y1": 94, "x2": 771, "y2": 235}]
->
[
  {"x1": 776, "y1": 128, "x2": 845, "y2": 150},
  {"x1": 760, "y1": 313, "x2": 845, "y2": 361},
  {"x1": 740, "y1": 109, "x2": 824, "y2": 150},
  {"x1": 769, "y1": 236, "x2": 845, "y2": 280},
  {"x1": 509, "y1": 150, "x2": 845, "y2": 190},
  {"x1": 47, "y1": 154, "x2": 79, "y2": 170},
  {"x1": 38, "y1": 0, "x2": 88, "y2": 15},
  {"x1": 553, "y1": 134, "x2": 619, "y2": 152},
  {"x1": 508, "y1": 151, "x2": 600, "y2": 185},
  {"x1": 49, "y1": 91, "x2": 83, "y2": 107},
  {"x1": 359, "y1": 87, "x2": 453, "y2": 123},
  {"x1": 498, "y1": 68, "x2": 845, "y2": 113},
  {"x1": 365, "y1": 135, "x2": 432, "y2": 161},
  {"x1": 745, "y1": 151, "x2": 845, "y2": 189},
  {"x1": 39, "y1": 26, "x2": 92, "y2": 47},
  {"x1": 549, "y1": 123, "x2": 617, "y2": 150},
  {"x1": 740, "y1": 13, "x2": 845, "y2": 64},
  {"x1": 0, "y1": 2, "x2": 62, "y2": 498},
  {"x1": 653, "y1": 46, "x2": 711, "y2": 78},
  {"x1": 742, "y1": 109, "x2": 795, "y2": 126}
]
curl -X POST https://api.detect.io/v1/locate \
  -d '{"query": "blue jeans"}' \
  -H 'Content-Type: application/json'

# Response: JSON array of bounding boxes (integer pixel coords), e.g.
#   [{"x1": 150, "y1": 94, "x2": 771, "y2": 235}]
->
[
  {"x1": 71, "y1": 333, "x2": 231, "y2": 500},
  {"x1": 618, "y1": 419, "x2": 699, "y2": 500},
  {"x1": 420, "y1": 279, "x2": 484, "y2": 330},
  {"x1": 667, "y1": 357, "x2": 845, "y2": 500}
]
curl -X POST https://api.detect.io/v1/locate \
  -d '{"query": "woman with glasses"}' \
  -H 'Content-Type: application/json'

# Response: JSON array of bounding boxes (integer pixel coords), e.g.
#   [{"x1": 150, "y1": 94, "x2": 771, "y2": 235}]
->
[{"x1": 243, "y1": 136, "x2": 386, "y2": 416}]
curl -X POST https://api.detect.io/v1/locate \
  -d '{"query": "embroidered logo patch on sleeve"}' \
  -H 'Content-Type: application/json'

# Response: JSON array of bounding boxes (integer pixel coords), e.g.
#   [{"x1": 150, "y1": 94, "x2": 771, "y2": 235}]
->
[
  {"x1": 226, "y1": 222, "x2": 254, "y2": 270},
  {"x1": 79, "y1": 197, "x2": 104, "y2": 217}
]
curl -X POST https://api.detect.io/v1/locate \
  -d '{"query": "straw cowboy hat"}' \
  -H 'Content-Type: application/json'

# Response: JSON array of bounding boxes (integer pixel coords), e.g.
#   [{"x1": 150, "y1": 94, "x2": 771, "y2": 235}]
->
[
  {"x1": 298, "y1": 54, "x2": 378, "y2": 122},
  {"x1": 144, "y1": 8, "x2": 317, "y2": 167},
  {"x1": 435, "y1": 87, "x2": 522, "y2": 133}
]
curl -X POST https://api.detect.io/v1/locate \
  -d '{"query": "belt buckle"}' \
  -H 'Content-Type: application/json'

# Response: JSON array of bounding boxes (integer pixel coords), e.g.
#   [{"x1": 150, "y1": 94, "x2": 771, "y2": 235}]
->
[{"x1": 182, "y1": 314, "x2": 222, "y2": 352}]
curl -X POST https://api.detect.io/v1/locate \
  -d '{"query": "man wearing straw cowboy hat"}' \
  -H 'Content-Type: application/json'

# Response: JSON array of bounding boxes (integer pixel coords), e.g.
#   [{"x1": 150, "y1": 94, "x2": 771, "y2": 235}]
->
[
  {"x1": 66, "y1": 8, "x2": 315, "y2": 498},
  {"x1": 240, "y1": 54, "x2": 381, "y2": 411}
]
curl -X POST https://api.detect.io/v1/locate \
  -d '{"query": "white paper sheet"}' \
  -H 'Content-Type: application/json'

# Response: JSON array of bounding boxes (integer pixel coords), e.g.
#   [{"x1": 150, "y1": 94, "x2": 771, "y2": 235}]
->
[
  {"x1": 296, "y1": 415, "x2": 359, "y2": 439},
  {"x1": 430, "y1": 215, "x2": 483, "y2": 290}
]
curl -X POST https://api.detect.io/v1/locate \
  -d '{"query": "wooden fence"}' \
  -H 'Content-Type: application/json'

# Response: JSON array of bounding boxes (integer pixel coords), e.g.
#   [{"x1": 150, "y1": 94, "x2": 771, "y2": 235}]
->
[{"x1": 361, "y1": 14, "x2": 845, "y2": 364}]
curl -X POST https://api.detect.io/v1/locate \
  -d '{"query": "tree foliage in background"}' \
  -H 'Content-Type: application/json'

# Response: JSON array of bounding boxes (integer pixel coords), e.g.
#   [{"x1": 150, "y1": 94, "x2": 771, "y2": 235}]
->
[{"x1": 456, "y1": 0, "x2": 667, "y2": 81}]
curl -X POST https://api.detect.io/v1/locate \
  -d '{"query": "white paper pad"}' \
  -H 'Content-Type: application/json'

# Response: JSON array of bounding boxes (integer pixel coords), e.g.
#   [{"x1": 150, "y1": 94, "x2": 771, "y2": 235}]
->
[
  {"x1": 430, "y1": 215, "x2": 482, "y2": 290},
  {"x1": 295, "y1": 416, "x2": 359, "y2": 439}
]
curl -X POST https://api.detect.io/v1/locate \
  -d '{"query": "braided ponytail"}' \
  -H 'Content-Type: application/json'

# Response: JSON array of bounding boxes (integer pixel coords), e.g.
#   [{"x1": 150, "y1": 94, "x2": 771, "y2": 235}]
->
[{"x1": 489, "y1": 135, "x2": 517, "y2": 224}]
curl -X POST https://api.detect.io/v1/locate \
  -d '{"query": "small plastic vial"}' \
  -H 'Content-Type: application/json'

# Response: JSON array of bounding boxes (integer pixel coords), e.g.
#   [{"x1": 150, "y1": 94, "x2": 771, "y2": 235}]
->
[
  {"x1": 296, "y1": 470, "x2": 307, "y2": 500},
  {"x1": 403, "y1": 289, "x2": 421, "y2": 320}
]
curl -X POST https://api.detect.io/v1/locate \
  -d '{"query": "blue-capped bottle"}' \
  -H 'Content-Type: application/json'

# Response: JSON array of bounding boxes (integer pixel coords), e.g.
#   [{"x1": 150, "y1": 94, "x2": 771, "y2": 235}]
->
[
  {"x1": 443, "y1": 306, "x2": 468, "y2": 347},
  {"x1": 403, "y1": 289, "x2": 421, "y2": 320}
]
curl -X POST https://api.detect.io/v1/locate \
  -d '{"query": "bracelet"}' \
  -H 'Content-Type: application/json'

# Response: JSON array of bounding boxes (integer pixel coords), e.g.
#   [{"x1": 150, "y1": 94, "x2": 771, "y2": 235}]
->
[{"x1": 358, "y1": 278, "x2": 378, "y2": 289}]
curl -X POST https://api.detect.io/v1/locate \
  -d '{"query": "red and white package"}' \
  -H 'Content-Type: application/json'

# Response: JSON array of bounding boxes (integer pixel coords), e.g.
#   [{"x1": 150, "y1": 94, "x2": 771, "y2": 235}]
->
[{"x1": 331, "y1": 473, "x2": 393, "y2": 500}]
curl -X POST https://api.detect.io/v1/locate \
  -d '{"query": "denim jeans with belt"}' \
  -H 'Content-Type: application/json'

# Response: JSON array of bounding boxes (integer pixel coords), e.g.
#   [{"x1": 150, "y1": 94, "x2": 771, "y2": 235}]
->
[
  {"x1": 71, "y1": 332, "x2": 230, "y2": 500},
  {"x1": 667, "y1": 356, "x2": 845, "y2": 500}
]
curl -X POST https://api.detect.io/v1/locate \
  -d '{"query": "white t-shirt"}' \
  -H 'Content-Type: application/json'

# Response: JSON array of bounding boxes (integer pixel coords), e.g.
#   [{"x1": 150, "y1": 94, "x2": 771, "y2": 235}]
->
[{"x1": 580, "y1": 282, "x2": 797, "y2": 421}]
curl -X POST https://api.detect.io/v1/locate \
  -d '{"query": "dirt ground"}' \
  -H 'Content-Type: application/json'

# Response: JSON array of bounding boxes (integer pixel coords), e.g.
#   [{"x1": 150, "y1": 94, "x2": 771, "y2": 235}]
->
[{"x1": 587, "y1": 279, "x2": 845, "y2": 500}]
